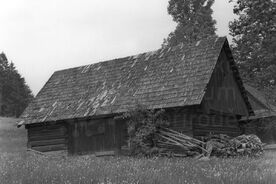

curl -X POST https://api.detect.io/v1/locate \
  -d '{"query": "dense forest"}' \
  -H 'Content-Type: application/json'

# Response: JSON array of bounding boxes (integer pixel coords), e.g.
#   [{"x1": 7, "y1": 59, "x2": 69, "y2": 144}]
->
[{"x1": 0, "y1": 53, "x2": 33, "y2": 117}]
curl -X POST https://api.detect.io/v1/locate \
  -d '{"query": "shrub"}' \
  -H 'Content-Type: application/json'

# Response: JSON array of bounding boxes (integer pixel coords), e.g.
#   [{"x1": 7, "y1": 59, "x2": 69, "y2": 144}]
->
[{"x1": 117, "y1": 104, "x2": 170, "y2": 156}]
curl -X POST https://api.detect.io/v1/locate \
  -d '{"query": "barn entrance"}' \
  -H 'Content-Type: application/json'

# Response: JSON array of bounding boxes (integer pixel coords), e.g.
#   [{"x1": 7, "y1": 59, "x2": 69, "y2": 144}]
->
[{"x1": 70, "y1": 118, "x2": 118, "y2": 154}]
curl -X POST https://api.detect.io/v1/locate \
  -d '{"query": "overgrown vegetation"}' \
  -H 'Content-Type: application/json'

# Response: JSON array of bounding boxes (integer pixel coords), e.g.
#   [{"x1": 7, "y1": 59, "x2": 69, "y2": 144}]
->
[{"x1": 117, "y1": 104, "x2": 170, "y2": 156}]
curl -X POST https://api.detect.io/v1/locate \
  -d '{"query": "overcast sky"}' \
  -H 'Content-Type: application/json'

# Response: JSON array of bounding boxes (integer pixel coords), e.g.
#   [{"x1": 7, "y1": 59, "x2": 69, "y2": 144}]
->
[{"x1": 0, "y1": 0, "x2": 235, "y2": 95}]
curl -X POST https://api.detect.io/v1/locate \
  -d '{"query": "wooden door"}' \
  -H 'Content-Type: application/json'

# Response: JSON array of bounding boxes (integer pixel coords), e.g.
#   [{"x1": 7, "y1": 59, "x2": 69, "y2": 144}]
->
[{"x1": 71, "y1": 118, "x2": 117, "y2": 154}]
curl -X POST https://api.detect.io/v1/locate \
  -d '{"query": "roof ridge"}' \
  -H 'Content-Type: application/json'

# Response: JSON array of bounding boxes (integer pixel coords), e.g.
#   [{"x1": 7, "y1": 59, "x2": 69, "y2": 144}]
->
[{"x1": 54, "y1": 36, "x2": 227, "y2": 74}]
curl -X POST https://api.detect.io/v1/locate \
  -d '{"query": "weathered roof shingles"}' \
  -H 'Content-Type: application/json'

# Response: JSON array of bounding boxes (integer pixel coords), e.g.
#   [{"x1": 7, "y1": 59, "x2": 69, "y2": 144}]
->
[
  {"x1": 21, "y1": 37, "x2": 246, "y2": 124},
  {"x1": 243, "y1": 84, "x2": 276, "y2": 119}
]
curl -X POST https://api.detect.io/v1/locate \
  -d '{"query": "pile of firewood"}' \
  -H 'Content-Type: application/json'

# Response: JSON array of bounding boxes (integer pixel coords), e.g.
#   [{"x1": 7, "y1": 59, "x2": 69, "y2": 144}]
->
[
  {"x1": 202, "y1": 134, "x2": 264, "y2": 157},
  {"x1": 155, "y1": 127, "x2": 264, "y2": 158}
]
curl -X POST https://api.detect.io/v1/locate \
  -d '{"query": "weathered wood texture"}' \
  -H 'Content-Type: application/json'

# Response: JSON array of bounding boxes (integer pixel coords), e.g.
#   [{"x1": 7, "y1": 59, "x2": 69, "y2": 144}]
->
[
  {"x1": 202, "y1": 48, "x2": 249, "y2": 116},
  {"x1": 247, "y1": 93, "x2": 268, "y2": 111},
  {"x1": 26, "y1": 106, "x2": 242, "y2": 154},
  {"x1": 167, "y1": 107, "x2": 241, "y2": 138},
  {"x1": 27, "y1": 123, "x2": 68, "y2": 152},
  {"x1": 68, "y1": 118, "x2": 126, "y2": 155},
  {"x1": 166, "y1": 108, "x2": 193, "y2": 136},
  {"x1": 192, "y1": 111, "x2": 241, "y2": 137}
]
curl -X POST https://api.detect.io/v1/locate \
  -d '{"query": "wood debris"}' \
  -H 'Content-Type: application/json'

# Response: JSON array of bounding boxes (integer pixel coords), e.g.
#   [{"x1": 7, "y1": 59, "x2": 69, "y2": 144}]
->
[{"x1": 154, "y1": 128, "x2": 264, "y2": 158}]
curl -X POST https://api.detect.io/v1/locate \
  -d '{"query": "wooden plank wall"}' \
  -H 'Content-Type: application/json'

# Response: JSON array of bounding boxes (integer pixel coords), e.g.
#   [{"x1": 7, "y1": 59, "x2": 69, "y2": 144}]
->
[
  {"x1": 192, "y1": 108, "x2": 241, "y2": 137},
  {"x1": 114, "y1": 119, "x2": 128, "y2": 149},
  {"x1": 69, "y1": 118, "x2": 121, "y2": 155},
  {"x1": 166, "y1": 107, "x2": 241, "y2": 138},
  {"x1": 27, "y1": 123, "x2": 68, "y2": 152},
  {"x1": 202, "y1": 49, "x2": 249, "y2": 116},
  {"x1": 166, "y1": 108, "x2": 193, "y2": 136}
]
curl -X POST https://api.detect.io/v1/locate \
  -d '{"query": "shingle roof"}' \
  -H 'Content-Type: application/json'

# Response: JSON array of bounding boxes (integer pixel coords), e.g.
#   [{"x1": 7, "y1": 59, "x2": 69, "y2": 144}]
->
[
  {"x1": 21, "y1": 37, "x2": 251, "y2": 124},
  {"x1": 243, "y1": 84, "x2": 276, "y2": 119}
]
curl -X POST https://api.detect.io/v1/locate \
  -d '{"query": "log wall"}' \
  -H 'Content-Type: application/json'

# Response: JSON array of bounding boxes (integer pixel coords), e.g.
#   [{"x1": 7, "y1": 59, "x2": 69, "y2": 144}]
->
[{"x1": 27, "y1": 122, "x2": 68, "y2": 152}]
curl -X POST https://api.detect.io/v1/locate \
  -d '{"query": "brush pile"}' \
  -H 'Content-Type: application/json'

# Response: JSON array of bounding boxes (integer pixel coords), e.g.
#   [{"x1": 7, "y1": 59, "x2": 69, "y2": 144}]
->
[
  {"x1": 156, "y1": 128, "x2": 207, "y2": 157},
  {"x1": 155, "y1": 128, "x2": 264, "y2": 158}
]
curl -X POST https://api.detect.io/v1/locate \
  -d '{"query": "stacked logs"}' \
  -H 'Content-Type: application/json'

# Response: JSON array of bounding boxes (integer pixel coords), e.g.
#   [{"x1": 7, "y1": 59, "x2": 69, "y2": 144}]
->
[{"x1": 155, "y1": 128, "x2": 264, "y2": 158}]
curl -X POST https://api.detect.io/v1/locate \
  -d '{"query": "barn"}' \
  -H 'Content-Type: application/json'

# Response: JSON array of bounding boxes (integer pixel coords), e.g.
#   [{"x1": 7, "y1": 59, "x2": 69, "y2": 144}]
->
[{"x1": 20, "y1": 37, "x2": 254, "y2": 155}]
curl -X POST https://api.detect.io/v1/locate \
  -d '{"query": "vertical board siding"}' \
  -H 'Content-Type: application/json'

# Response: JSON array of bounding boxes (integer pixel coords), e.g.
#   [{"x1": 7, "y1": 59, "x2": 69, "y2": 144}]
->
[
  {"x1": 70, "y1": 118, "x2": 120, "y2": 155},
  {"x1": 167, "y1": 108, "x2": 193, "y2": 136},
  {"x1": 115, "y1": 119, "x2": 128, "y2": 149},
  {"x1": 202, "y1": 49, "x2": 249, "y2": 116},
  {"x1": 27, "y1": 123, "x2": 68, "y2": 152}
]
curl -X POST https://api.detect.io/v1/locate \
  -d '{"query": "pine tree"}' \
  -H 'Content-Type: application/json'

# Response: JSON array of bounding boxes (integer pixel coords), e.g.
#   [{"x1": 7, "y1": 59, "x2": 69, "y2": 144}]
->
[
  {"x1": 163, "y1": 0, "x2": 217, "y2": 47},
  {"x1": 0, "y1": 52, "x2": 33, "y2": 117},
  {"x1": 229, "y1": 0, "x2": 276, "y2": 89}
]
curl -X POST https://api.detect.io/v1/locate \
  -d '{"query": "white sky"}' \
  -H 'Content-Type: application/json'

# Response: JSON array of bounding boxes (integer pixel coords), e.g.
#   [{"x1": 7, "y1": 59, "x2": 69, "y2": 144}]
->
[{"x1": 0, "y1": 0, "x2": 235, "y2": 95}]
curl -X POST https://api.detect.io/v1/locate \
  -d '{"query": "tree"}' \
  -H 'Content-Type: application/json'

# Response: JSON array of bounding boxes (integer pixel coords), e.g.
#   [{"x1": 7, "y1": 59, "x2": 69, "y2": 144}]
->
[
  {"x1": 229, "y1": 0, "x2": 276, "y2": 90},
  {"x1": 163, "y1": 0, "x2": 217, "y2": 47},
  {"x1": 0, "y1": 52, "x2": 33, "y2": 117}
]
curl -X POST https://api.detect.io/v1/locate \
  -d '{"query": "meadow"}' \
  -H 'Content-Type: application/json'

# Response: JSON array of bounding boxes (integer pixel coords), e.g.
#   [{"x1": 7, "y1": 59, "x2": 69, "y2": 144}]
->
[{"x1": 0, "y1": 117, "x2": 276, "y2": 184}]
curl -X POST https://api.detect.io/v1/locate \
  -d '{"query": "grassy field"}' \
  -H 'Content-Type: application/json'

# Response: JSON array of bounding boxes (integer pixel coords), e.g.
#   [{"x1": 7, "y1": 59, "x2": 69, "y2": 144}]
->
[
  {"x1": 0, "y1": 117, "x2": 276, "y2": 184},
  {"x1": 0, "y1": 117, "x2": 27, "y2": 153}
]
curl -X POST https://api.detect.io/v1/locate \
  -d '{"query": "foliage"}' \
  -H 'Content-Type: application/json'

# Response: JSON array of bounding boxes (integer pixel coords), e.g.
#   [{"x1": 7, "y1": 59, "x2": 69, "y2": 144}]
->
[
  {"x1": 229, "y1": 0, "x2": 276, "y2": 91},
  {"x1": 0, "y1": 53, "x2": 33, "y2": 117},
  {"x1": 117, "y1": 104, "x2": 170, "y2": 156},
  {"x1": 163, "y1": 0, "x2": 217, "y2": 47}
]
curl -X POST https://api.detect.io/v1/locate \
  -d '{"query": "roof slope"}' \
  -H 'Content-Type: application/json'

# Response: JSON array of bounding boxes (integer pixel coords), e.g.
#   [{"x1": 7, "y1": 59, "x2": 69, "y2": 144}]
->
[
  {"x1": 21, "y1": 37, "x2": 249, "y2": 124},
  {"x1": 244, "y1": 84, "x2": 276, "y2": 119}
]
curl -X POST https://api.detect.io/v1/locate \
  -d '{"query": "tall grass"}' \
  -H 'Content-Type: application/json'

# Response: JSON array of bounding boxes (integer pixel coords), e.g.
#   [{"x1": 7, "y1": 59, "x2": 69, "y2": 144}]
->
[
  {"x1": 1, "y1": 117, "x2": 275, "y2": 184},
  {"x1": 0, "y1": 151, "x2": 276, "y2": 184},
  {"x1": 0, "y1": 117, "x2": 26, "y2": 153}
]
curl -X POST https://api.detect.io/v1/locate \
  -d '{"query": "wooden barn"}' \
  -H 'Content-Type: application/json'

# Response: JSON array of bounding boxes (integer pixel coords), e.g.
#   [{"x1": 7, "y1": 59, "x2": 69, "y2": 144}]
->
[{"x1": 20, "y1": 37, "x2": 254, "y2": 155}]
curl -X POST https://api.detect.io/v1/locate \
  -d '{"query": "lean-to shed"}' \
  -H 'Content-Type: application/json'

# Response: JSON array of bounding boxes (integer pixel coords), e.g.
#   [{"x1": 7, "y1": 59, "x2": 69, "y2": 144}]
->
[
  {"x1": 241, "y1": 84, "x2": 276, "y2": 143},
  {"x1": 20, "y1": 37, "x2": 254, "y2": 155}
]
